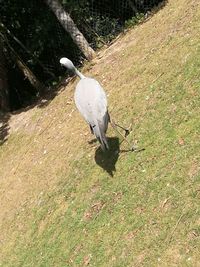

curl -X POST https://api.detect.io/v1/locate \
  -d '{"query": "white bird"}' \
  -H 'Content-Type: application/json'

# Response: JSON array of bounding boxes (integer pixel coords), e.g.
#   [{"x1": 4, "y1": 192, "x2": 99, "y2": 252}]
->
[
  {"x1": 60, "y1": 57, "x2": 133, "y2": 152},
  {"x1": 60, "y1": 57, "x2": 110, "y2": 151}
]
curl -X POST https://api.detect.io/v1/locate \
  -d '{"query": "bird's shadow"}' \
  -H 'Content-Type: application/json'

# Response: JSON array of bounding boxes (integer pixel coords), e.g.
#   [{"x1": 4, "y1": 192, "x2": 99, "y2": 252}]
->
[
  {"x1": 94, "y1": 137, "x2": 120, "y2": 177},
  {"x1": 93, "y1": 136, "x2": 145, "y2": 176}
]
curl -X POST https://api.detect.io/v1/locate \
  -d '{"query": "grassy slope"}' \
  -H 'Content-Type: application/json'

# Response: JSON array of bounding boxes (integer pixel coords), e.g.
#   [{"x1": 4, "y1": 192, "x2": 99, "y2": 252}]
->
[{"x1": 0, "y1": 0, "x2": 200, "y2": 266}]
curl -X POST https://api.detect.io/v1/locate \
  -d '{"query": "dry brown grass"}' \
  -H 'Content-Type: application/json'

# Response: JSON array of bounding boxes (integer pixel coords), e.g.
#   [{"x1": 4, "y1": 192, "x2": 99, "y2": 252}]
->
[{"x1": 0, "y1": 0, "x2": 200, "y2": 266}]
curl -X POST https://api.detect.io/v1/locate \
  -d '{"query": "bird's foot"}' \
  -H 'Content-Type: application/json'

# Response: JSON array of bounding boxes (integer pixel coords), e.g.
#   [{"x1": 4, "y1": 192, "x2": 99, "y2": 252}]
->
[
  {"x1": 125, "y1": 129, "x2": 130, "y2": 138},
  {"x1": 131, "y1": 145, "x2": 137, "y2": 151},
  {"x1": 124, "y1": 123, "x2": 133, "y2": 137},
  {"x1": 131, "y1": 145, "x2": 145, "y2": 152}
]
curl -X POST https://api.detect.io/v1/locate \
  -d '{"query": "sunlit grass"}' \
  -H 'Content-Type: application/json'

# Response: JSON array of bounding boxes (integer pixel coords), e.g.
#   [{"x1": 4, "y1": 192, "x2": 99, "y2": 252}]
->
[{"x1": 0, "y1": 0, "x2": 200, "y2": 266}]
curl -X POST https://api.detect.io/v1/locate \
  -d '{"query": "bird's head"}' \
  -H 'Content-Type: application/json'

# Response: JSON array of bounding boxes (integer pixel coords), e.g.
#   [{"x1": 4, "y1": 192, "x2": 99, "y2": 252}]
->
[
  {"x1": 60, "y1": 57, "x2": 85, "y2": 79},
  {"x1": 60, "y1": 57, "x2": 75, "y2": 72}
]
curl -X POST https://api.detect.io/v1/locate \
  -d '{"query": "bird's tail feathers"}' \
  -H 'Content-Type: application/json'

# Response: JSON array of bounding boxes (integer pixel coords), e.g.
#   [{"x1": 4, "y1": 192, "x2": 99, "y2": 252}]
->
[{"x1": 93, "y1": 120, "x2": 109, "y2": 151}]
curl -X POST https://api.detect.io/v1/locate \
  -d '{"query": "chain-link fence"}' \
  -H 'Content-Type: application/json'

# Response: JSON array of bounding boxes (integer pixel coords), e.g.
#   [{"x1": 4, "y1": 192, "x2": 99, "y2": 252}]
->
[{"x1": 0, "y1": 0, "x2": 165, "y2": 111}]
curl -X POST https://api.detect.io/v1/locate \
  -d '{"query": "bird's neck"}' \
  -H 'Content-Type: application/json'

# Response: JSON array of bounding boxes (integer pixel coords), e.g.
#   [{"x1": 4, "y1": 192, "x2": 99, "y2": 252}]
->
[{"x1": 75, "y1": 69, "x2": 85, "y2": 79}]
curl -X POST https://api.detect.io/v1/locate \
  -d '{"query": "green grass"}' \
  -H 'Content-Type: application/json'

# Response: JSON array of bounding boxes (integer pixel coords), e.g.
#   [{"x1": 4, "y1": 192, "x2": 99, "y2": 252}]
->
[{"x1": 0, "y1": 0, "x2": 200, "y2": 266}]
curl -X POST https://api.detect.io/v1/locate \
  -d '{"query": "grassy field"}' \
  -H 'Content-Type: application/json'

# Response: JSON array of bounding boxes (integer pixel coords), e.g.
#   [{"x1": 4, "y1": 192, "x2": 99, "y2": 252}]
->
[{"x1": 0, "y1": 0, "x2": 200, "y2": 266}]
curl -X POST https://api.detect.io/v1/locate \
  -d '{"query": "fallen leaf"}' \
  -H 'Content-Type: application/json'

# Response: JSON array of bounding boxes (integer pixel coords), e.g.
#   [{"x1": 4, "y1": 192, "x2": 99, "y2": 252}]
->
[
  {"x1": 178, "y1": 138, "x2": 185, "y2": 146},
  {"x1": 83, "y1": 254, "x2": 92, "y2": 266}
]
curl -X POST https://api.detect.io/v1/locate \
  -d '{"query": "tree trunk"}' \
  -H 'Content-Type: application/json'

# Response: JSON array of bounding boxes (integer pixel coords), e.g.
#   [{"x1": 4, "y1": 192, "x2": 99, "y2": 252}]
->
[
  {"x1": 16, "y1": 58, "x2": 45, "y2": 94},
  {"x1": 45, "y1": 0, "x2": 95, "y2": 60},
  {"x1": 0, "y1": 37, "x2": 9, "y2": 112},
  {"x1": 0, "y1": 22, "x2": 55, "y2": 79},
  {"x1": 1, "y1": 32, "x2": 45, "y2": 95}
]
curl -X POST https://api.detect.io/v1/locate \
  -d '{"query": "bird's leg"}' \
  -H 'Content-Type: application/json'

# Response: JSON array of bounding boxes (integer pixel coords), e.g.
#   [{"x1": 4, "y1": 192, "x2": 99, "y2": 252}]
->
[
  {"x1": 89, "y1": 124, "x2": 94, "y2": 134},
  {"x1": 110, "y1": 119, "x2": 135, "y2": 151},
  {"x1": 110, "y1": 118, "x2": 131, "y2": 137},
  {"x1": 112, "y1": 122, "x2": 130, "y2": 137}
]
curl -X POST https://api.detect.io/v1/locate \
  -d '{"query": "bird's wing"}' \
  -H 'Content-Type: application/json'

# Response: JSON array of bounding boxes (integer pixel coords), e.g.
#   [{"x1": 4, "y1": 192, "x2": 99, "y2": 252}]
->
[
  {"x1": 74, "y1": 78, "x2": 109, "y2": 150},
  {"x1": 74, "y1": 78, "x2": 107, "y2": 125}
]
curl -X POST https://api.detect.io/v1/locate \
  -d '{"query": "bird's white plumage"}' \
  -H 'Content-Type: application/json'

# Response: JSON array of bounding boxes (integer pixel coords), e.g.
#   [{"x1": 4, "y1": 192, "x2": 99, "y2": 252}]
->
[
  {"x1": 60, "y1": 57, "x2": 109, "y2": 150},
  {"x1": 74, "y1": 77, "x2": 107, "y2": 126}
]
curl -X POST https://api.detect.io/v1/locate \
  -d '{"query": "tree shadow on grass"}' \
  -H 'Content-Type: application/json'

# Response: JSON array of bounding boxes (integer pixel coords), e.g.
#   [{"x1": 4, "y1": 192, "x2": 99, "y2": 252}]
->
[
  {"x1": 94, "y1": 137, "x2": 120, "y2": 177},
  {"x1": 0, "y1": 112, "x2": 10, "y2": 145}
]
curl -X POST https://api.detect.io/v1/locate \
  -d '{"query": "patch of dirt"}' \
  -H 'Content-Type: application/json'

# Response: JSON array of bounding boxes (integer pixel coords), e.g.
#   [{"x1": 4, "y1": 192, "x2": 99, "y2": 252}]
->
[{"x1": 8, "y1": 109, "x2": 36, "y2": 134}]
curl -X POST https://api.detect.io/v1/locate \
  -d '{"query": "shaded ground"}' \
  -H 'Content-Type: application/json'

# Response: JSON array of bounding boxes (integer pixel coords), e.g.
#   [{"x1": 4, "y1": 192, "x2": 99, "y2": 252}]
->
[
  {"x1": 0, "y1": 0, "x2": 200, "y2": 266},
  {"x1": 0, "y1": 112, "x2": 10, "y2": 145}
]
